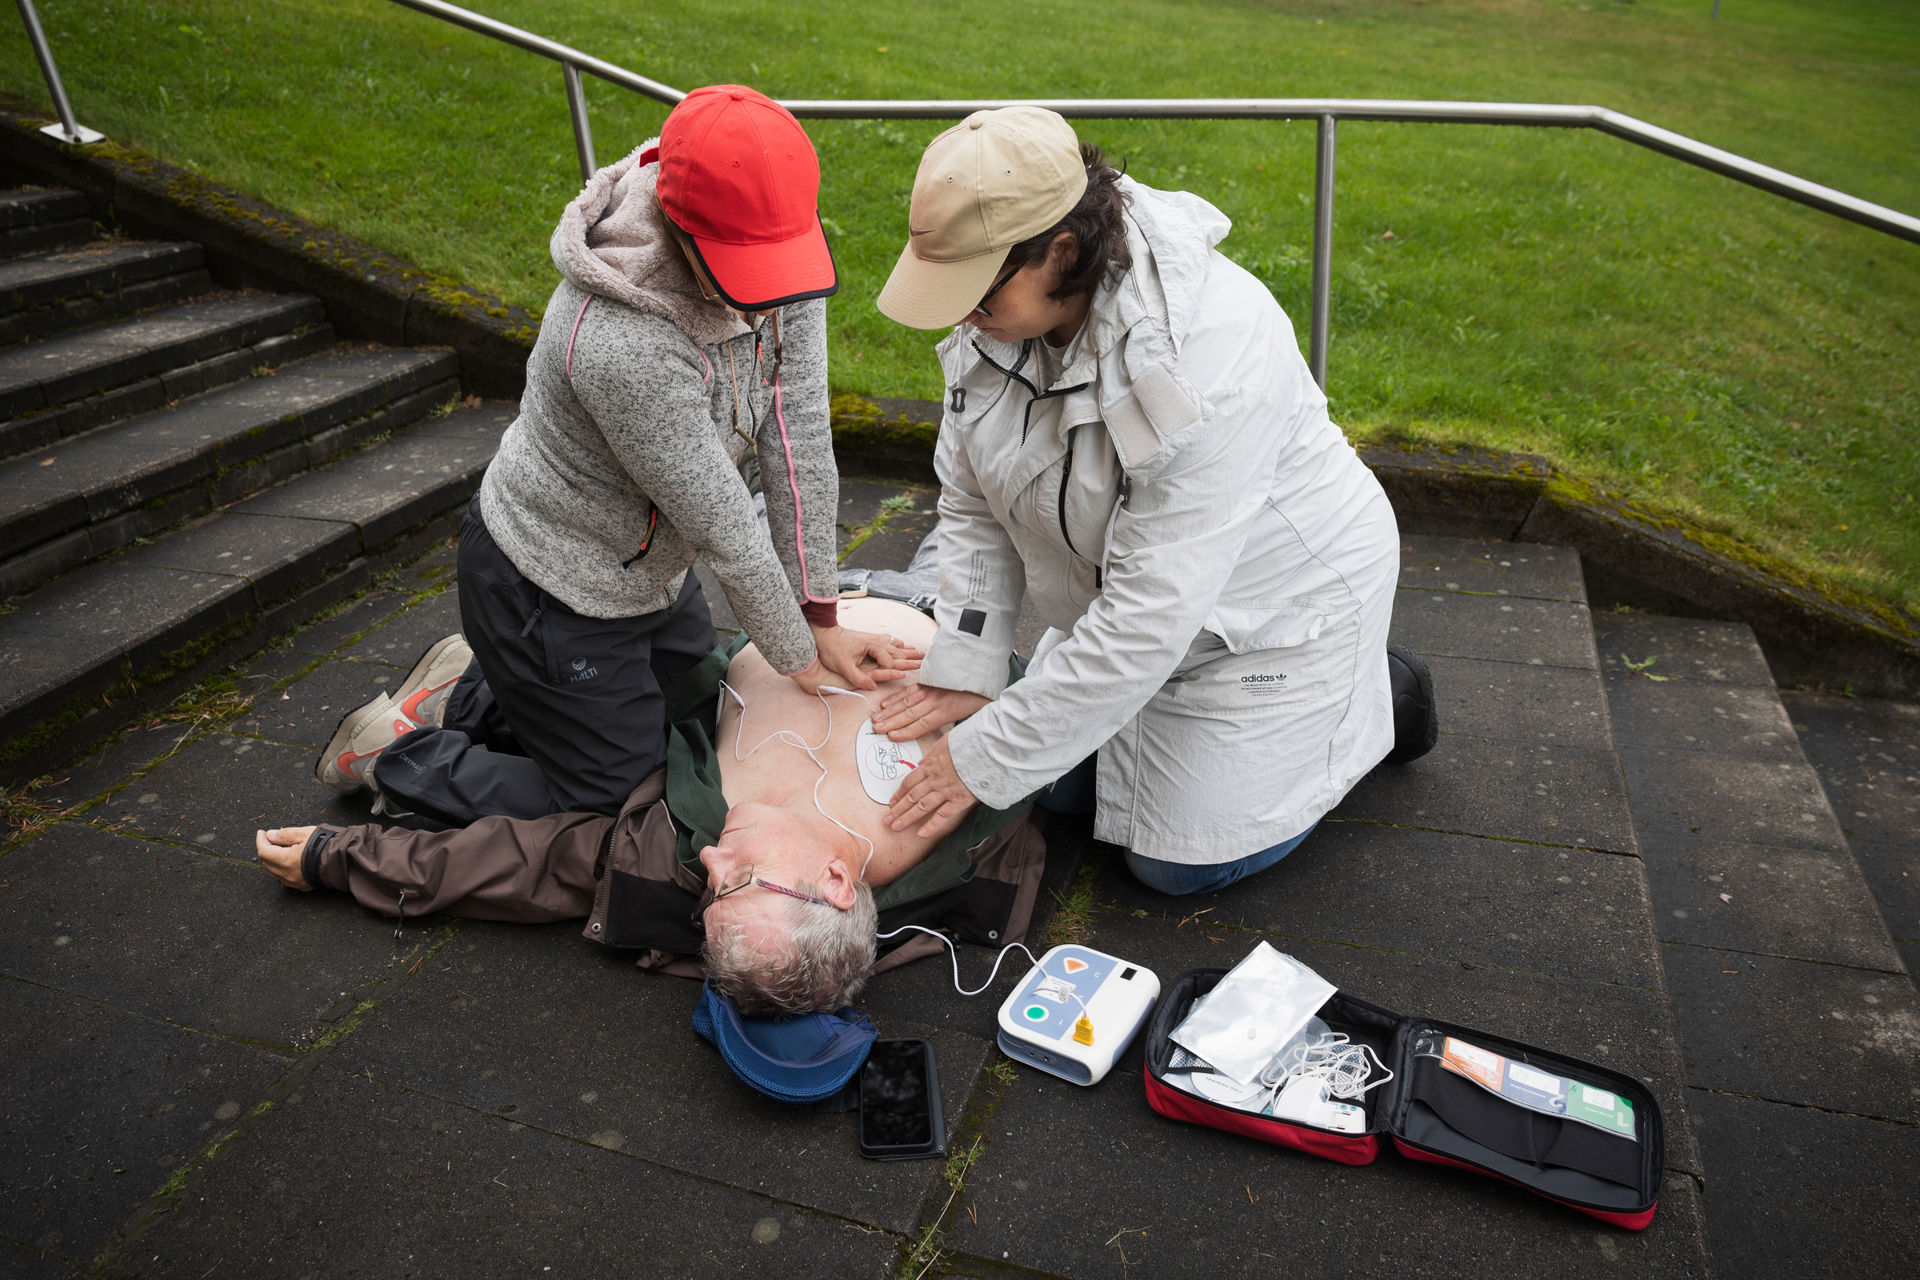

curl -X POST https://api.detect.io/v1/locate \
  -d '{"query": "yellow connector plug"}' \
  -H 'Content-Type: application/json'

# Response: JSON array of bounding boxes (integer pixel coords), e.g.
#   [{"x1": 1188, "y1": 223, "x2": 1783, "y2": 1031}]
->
[{"x1": 1073, "y1": 1015, "x2": 1096, "y2": 1046}]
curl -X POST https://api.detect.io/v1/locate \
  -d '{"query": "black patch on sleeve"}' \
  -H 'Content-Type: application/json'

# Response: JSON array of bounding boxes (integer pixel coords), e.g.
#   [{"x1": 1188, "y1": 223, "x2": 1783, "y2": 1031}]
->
[{"x1": 958, "y1": 609, "x2": 986, "y2": 637}]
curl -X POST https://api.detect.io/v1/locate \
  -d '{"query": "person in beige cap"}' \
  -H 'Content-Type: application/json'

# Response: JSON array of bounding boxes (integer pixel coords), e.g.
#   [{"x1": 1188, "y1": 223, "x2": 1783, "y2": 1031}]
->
[{"x1": 870, "y1": 107, "x2": 1437, "y2": 895}]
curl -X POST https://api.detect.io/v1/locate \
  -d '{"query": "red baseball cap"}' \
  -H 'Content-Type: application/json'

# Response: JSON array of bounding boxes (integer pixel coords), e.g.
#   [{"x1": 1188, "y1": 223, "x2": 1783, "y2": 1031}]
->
[{"x1": 657, "y1": 85, "x2": 838, "y2": 311}]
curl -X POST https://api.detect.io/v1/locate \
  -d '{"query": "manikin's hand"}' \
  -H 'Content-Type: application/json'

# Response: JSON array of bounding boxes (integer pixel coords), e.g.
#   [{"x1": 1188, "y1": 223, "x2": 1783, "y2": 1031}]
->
[
  {"x1": 885, "y1": 734, "x2": 980, "y2": 840},
  {"x1": 256, "y1": 826, "x2": 316, "y2": 890},
  {"x1": 871, "y1": 683, "x2": 989, "y2": 741},
  {"x1": 792, "y1": 624, "x2": 922, "y2": 693}
]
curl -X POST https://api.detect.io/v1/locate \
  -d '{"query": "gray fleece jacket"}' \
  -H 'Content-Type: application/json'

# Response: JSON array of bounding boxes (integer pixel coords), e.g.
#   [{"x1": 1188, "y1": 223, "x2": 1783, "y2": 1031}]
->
[{"x1": 477, "y1": 140, "x2": 837, "y2": 676}]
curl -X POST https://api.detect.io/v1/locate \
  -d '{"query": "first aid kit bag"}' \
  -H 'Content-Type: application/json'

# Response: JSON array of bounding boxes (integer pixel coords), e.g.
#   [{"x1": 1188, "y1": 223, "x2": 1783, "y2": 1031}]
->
[{"x1": 1142, "y1": 969, "x2": 1665, "y2": 1230}]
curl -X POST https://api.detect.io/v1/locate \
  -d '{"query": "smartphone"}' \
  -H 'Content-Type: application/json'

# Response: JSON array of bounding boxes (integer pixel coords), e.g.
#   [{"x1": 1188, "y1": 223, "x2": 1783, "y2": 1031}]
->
[{"x1": 857, "y1": 1038, "x2": 946, "y2": 1161}]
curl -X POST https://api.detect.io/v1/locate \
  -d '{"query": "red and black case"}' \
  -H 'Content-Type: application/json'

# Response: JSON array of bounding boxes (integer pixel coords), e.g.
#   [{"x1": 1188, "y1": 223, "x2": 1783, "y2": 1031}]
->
[{"x1": 1142, "y1": 969, "x2": 1664, "y2": 1230}]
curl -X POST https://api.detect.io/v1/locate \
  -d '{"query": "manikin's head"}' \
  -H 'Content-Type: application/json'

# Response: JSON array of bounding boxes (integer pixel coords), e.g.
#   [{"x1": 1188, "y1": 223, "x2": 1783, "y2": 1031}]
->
[{"x1": 697, "y1": 802, "x2": 878, "y2": 1014}]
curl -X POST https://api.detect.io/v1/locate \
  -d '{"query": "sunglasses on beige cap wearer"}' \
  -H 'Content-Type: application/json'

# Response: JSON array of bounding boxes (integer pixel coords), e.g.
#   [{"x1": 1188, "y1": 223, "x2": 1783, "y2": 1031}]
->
[{"x1": 877, "y1": 107, "x2": 1088, "y2": 330}]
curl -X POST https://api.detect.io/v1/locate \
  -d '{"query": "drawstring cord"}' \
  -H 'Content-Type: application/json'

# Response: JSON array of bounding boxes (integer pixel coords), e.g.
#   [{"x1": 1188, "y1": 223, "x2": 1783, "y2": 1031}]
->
[{"x1": 393, "y1": 888, "x2": 407, "y2": 942}]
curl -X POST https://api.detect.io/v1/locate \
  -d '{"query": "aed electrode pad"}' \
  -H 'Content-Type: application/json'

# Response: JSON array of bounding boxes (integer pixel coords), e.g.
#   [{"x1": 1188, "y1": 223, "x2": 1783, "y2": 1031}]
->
[{"x1": 855, "y1": 719, "x2": 922, "y2": 804}]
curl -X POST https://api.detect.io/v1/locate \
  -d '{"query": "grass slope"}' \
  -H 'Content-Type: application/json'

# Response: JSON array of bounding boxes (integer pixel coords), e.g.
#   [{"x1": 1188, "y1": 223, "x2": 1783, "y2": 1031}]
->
[{"x1": 5, "y1": 0, "x2": 1915, "y2": 620}]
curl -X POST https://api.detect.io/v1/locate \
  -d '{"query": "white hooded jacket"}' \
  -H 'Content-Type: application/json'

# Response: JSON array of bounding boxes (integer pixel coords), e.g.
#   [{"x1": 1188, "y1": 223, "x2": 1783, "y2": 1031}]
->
[{"x1": 918, "y1": 178, "x2": 1400, "y2": 864}]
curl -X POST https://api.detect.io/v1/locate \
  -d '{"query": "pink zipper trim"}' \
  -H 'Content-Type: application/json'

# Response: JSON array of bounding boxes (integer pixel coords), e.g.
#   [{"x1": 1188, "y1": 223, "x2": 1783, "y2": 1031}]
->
[
  {"x1": 767, "y1": 367, "x2": 832, "y2": 604},
  {"x1": 565, "y1": 294, "x2": 593, "y2": 380}
]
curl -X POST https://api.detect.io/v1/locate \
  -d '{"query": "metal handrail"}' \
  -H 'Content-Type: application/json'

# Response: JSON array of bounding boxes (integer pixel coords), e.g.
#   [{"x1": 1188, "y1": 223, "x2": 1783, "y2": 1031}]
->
[
  {"x1": 13, "y1": 0, "x2": 103, "y2": 144},
  {"x1": 393, "y1": 0, "x2": 1919, "y2": 388}
]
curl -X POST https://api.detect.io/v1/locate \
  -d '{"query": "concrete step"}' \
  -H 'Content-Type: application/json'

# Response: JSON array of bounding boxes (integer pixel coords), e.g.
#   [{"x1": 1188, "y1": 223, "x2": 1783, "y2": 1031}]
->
[
  {"x1": 1595, "y1": 612, "x2": 1920, "y2": 1277},
  {"x1": 0, "y1": 344, "x2": 460, "y2": 599},
  {"x1": 0, "y1": 291, "x2": 326, "y2": 428},
  {"x1": 0, "y1": 401, "x2": 511, "y2": 780},
  {"x1": 0, "y1": 318, "x2": 333, "y2": 464},
  {"x1": 0, "y1": 187, "x2": 91, "y2": 258},
  {"x1": 0, "y1": 239, "x2": 211, "y2": 345}
]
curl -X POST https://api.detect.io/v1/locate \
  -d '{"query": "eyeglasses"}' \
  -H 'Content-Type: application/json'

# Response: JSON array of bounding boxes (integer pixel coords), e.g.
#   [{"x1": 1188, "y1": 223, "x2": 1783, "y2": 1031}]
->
[
  {"x1": 970, "y1": 262, "x2": 1021, "y2": 320},
  {"x1": 691, "y1": 863, "x2": 833, "y2": 924}
]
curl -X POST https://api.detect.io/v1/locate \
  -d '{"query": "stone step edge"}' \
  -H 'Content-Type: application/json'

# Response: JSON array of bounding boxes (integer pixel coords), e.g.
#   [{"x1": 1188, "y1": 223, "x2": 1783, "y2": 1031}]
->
[
  {"x1": 0, "y1": 370, "x2": 462, "y2": 601},
  {"x1": 0, "y1": 292, "x2": 326, "y2": 423},
  {"x1": 0, "y1": 239, "x2": 207, "y2": 316},
  {"x1": 0, "y1": 320, "x2": 333, "y2": 464},
  {"x1": 0, "y1": 266, "x2": 214, "y2": 348},
  {"x1": 829, "y1": 393, "x2": 1920, "y2": 703},
  {"x1": 0, "y1": 100, "x2": 537, "y2": 402},
  {"x1": 0, "y1": 408, "x2": 501, "y2": 784}
]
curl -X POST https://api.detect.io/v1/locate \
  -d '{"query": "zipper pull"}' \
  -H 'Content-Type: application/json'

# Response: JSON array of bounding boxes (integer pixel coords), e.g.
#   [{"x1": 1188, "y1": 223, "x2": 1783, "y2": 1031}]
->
[{"x1": 519, "y1": 606, "x2": 543, "y2": 638}]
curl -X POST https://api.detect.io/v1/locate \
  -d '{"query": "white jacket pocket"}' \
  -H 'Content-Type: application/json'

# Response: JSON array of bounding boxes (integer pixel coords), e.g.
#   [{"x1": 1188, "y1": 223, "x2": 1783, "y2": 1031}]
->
[{"x1": 1203, "y1": 600, "x2": 1334, "y2": 654}]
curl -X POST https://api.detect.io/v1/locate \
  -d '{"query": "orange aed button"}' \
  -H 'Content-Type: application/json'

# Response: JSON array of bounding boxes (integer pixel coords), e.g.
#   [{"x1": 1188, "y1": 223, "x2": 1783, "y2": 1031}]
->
[{"x1": 1062, "y1": 957, "x2": 1089, "y2": 974}]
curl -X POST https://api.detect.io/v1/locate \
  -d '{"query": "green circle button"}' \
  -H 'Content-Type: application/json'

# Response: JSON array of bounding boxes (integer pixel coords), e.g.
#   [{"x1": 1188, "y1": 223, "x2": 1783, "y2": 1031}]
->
[{"x1": 1024, "y1": 1005, "x2": 1048, "y2": 1021}]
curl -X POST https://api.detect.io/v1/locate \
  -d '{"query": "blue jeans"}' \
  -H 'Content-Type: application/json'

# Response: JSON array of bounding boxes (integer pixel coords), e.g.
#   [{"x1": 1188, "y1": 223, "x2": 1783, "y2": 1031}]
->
[{"x1": 1036, "y1": 755, "x2": 1320, "y2": 896}]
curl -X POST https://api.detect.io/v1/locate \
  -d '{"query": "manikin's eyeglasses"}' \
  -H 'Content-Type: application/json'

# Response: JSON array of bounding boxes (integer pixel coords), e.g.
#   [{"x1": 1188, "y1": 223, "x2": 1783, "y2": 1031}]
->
[{"x1": 692, "y1": 864, "x2": 833, "y2": 924}]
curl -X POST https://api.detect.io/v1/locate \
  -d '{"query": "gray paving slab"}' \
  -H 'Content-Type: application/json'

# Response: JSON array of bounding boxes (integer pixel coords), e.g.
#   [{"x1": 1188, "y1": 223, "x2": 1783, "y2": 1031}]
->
[
  {"x1": 0, "y1": 978, "x2": 289, "y2": 1265},
  {"x1": 0, "y1": 473, "x2": 88, "y2": 558},
  {"x1": 0, "y1": 562, "x2": 253, "y2": 674},
  {"x1": 0, "y1": 189, "x2": 88, "y2": 227},
  {"x1": 1689, "y1": 1089, "x2": 1920, "y2": 1280},
  {"x1": 118, "y1": 512, "x2": 358, "y2": 604},
  {"x1": 0, "y1": 241, "x2": 202, "y2": 312},
  {"x1": 130, "y1": 1064, "x2": 905, "y2": 1280},
  {"x1": 230, "y1": 659, "x2": 399, "y2": 750},
  {"x1": 9, "y1": 720, "x2": 194, "y2": 816},
  {"x1": 1782, "y1": 690, "x2": 1920, "y2": 766},
  {"x1": 235, "y1": 427, "x2": 491, "y2": 548},
  {"x1": 338, "y1": 589, "x2": 463, "y2": 669},
  {"x1": 1847, "y1": 838, "x2": 1920, "y2": 946},
  {"x1": 1619, "y1": 747, "x2": 1848, "y2": 854},
  {"x1": 276, "y1": 587, "x2": 412, "y2": 655},
  {"x1": 0, "y1": 821, "x2": 408, "y2": 1047},
  {"x1": 1334, "y1": 735, "x2": 1639, "y2": 854},
  {"x1": 1390, "y1": 587, "x2": 1599, "y2": 669},
  {"x1": 1660, "y1": 942, "x2": 1920, "y2": 1121},
  {"x1": 951, "y1": 1074, "x2": 1705, "y2": 1280},
  {"x1": 1426, "y1": 653, "x2": 1613, "y2": 749},
  {"x1": 1399, "y1": 534, "x2": 1587, "y2": 602},
  {"x1": 1639, "y1": 830, "x2": 1902, "y2": 970},
  {"x1": 0, "y1": 1236, "x2": 68, "y2": 1280},
  {"x1": 1604, "y1": 666, "x2": 1801, "y2": 760},
  {"x1": 1800, "y1": 754, "x2": 1920, "y2": 854},
  {"x1": 332, "y1": 919, "x2": 988, "y2": 1234},
  {"x1": 1092, "y1": 819, "x2": 1663, "y2": 986},
  {"x1": 400, "y1": 399, "x2": 516, "y2": 441},
  {"x1": 86, "y1": 732, "x2": 315, "y2": 862},
  {"x1": 0, "y1": 626, "x2": 119, "y2": 732},
  {"x1": 1594, "y1": 614, "x2": 1777, "y2": 687}
]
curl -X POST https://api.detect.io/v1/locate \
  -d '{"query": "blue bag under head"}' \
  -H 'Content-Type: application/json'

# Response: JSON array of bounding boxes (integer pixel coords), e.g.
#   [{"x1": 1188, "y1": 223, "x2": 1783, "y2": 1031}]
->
[{"x1": 691, "y1": 981, "x2": 877, "y2": 1105}]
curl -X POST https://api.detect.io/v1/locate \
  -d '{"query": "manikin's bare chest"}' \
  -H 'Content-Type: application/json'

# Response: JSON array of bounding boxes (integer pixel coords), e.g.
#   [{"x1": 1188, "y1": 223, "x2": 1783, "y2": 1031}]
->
[{"x1": 712, "y1": 632, "x2": 937, "y2": 886}]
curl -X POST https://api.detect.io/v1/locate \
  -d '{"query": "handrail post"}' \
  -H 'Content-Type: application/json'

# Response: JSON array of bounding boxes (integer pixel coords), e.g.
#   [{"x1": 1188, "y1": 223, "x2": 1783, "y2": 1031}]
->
[
  {"x1": 563, "y1": 61, "x2": 596, "y2": 181},
  {"x1": 13, "y1": 0, "x2": 104, "y2": 144},
  {"x1": 1309, "y1": 113, "x2": 1336, "y2": 390}
]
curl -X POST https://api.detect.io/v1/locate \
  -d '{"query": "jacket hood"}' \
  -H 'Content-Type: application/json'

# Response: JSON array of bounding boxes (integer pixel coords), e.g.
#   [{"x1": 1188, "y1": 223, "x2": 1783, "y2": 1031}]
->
[
  {"x1": 1085, "y1": 176, "x2": 1231, "y2": 357},
  {"x1": 551, "y1": 139, "x2": 748, "y2": 347}
]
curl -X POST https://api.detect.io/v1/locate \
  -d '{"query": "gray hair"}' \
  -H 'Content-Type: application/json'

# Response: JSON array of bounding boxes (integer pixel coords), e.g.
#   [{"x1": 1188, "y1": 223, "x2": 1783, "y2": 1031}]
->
[{"x1": 703, "y1": 878, "x2": 878, "y2": 1015}]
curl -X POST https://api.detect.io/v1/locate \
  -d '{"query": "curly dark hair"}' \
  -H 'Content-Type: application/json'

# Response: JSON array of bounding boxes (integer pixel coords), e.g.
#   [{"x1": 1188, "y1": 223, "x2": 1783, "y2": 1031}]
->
[{"x1": 998, "y1": 143, "x2": 1132, "y2": 301}]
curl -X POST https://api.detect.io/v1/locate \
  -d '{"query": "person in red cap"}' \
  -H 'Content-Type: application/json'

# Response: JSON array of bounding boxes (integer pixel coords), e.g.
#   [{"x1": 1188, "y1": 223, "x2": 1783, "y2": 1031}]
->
[{"x1": 315, "y1": 85, "x2": 918, "y2": 827}]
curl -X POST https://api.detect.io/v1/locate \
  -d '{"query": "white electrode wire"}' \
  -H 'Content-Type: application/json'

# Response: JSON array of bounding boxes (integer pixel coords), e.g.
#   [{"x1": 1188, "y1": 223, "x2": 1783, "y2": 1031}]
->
[
  {"x1": 720, "y1": 679, "x2": 878, "y2": 877},
  {"x1": 875, "y1": 924, "x2": 1045, "y2": 998}
]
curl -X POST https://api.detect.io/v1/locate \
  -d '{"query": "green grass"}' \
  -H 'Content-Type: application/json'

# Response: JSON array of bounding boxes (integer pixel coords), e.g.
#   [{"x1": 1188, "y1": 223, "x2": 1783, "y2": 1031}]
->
[{"x1": 6, "y1": 0, "x2": 1916, "y2": 620}]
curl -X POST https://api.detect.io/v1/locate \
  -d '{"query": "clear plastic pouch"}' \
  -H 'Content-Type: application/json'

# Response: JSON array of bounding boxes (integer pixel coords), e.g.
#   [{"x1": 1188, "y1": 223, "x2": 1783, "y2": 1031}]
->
[{"x1": 1167, "y1": 942, "x2": 1336, "y2": 1085}]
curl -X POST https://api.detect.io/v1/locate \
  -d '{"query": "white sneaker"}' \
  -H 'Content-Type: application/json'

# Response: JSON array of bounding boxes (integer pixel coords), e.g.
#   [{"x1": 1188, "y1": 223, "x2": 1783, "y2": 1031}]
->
[
  {"x1": 393, "y1": 633, "x2": 472, "y2": 729},
  {"x1": 315, "y1": 692, "x2": 413, "y2": 794}
]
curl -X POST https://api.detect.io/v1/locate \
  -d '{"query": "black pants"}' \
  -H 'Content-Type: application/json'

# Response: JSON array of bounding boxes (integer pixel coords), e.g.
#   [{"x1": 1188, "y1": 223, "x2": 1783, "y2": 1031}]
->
[{"x1": 373, "y1": 502, "x2": 717, "y2": 826}]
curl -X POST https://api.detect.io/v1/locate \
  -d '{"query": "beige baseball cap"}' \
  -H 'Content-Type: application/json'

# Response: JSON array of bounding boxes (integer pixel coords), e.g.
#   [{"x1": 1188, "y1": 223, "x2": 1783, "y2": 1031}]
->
[{"x1": 877, "y1": 107, "x2": 1088, "y2": 330}]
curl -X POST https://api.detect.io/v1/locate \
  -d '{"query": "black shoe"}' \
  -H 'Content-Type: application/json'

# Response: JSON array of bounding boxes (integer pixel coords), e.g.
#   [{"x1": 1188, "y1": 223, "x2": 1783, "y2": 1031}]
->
[{"x1": 1383, "y1": 644, "x2": 1438, "y2": 764}]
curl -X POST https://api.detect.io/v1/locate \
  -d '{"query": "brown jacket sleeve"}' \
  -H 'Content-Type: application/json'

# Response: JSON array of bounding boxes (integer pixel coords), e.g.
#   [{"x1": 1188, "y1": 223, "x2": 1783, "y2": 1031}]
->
[{"x1": 311, "y1": 810, "x2": 615, "y2": 924}]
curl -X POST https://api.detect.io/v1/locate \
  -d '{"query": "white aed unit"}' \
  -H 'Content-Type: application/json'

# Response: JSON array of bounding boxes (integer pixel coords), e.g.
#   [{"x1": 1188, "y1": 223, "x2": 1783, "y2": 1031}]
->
[{"x1": 995, "y1": 944, "x2": 1160, "y2": 1086}]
